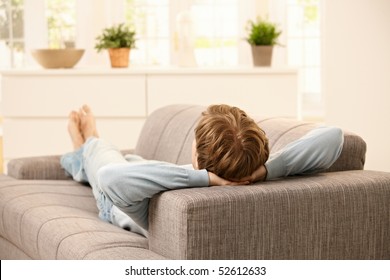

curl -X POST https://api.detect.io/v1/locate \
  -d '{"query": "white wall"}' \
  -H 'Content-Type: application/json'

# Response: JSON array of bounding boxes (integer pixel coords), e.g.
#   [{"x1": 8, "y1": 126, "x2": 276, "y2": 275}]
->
[{"x1": 324, "y1": 0, "x2": 390, "y2": 172}]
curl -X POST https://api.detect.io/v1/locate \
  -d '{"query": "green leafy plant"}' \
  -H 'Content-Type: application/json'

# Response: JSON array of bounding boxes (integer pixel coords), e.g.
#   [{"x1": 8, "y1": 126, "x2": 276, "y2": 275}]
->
[
  {"x1": 95, "y1": 23, "x2": 136, "y2": 52},
  {"x1": 246, "y1": 17, "x2": 282, "y2": 46}
]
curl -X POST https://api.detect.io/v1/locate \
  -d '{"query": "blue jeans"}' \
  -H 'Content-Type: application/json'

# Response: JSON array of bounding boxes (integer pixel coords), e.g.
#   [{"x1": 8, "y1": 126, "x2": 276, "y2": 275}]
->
[
  {"x1": 61, "y1": 136, "x2": 209, "y2": 237},
  {"x1": 60, "y1": 137, "x2": 126, "y2": 220},
  {"x1": 60, "y1": 137, "x2": 148, "y2": 236},
  {"x1": 61, "y1": 126, "x2": 344, "y2": 238}
]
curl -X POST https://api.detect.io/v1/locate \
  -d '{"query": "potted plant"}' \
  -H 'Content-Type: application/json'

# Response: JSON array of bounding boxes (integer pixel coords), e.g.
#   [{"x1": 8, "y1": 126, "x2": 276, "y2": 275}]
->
[
  {"x1": 246, "y1": 17, "x2": 282, "y2": 66},
  {"x1": 95, "y1": 23, "x2": 136, "y2": 68}
]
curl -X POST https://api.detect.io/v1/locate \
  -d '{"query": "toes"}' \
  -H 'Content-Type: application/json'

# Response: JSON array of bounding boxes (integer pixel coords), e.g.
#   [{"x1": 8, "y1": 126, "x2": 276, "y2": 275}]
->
[
  {"x1": 69, "y1": 111, "x2": 80, "y2": 124},
  {"x1": 82, "y1": 104, "x2": 92, "y2": 114},
  {"x1": 79, "y1": 108, "x2": 85, "y2": 116},
  {"x1": 69, "y1": 111, "x2": 77, "y2": 120}
]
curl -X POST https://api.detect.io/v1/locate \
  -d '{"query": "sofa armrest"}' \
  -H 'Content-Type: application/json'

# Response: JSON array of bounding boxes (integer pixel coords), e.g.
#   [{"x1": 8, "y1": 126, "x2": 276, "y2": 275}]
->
[
  {"x1": 7, "y1": 155, "x2": 70, "y2": 180},
  {"x1": 7, "y1": 149, "x2": 135, "y2": 180},
  {"x1": 148, "y1": 170, "x2": 390, "y2": 259}
]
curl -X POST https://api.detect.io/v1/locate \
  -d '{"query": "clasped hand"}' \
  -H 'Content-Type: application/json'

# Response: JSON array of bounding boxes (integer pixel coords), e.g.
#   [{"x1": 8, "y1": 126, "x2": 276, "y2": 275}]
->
[{"x1": 208, "y1": 165, "x2": 267, "y2": 186}]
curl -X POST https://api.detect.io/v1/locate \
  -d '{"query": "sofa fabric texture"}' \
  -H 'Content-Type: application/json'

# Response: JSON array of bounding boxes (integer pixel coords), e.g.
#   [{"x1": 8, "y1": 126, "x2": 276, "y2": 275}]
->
[
  {"x1": 1, "y1": 104, "x2": 389, "y2": 260},
  {"x1": 149, "y1": 170, "x2": 390, "y2": 259},
  {"x1": 0, "y1": 175, "x2": 163, "y2": 260}
]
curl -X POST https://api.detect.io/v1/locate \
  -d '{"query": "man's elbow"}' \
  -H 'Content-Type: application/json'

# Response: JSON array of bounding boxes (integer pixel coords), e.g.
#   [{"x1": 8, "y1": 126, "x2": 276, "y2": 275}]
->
[
  {"x1": 323, "y1": 127, "x2": 344, "y2": 166},
  {"x1": 328, "y1": 127, "x2": 344, "y2": 149}
]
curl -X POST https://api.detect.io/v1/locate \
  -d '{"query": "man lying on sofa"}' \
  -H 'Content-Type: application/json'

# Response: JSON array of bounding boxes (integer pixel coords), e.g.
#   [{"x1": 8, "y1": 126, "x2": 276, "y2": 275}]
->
[{"x1": 61, "y1": 105, "x2": 343, "y2": 237}]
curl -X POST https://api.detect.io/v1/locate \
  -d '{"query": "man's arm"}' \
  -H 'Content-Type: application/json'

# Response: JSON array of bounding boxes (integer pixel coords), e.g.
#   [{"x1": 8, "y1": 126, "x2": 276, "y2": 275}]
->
[
  {"x1": 97, "y1": 162, "x2": 244, "y2": 230},
  {"x1": 245, "y1": 126, "x2": 344, "y2": 182},
  {"x1": 97, "y1": 162, "x2": 209, "y2": 229}
]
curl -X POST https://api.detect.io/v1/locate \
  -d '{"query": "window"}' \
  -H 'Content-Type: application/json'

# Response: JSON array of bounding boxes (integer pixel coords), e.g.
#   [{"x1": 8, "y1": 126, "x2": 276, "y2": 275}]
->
[
  {"x1": 0, "y1": 0, "x2": 77, "y2": 68},
  {"x1": 0, "y1": 0, "x2": 25, "y2": 68},
  {"x1": 3, "y1": 0, "x2": 251, "y2": 68},
  {"x1": 125, "y1": 0, "x2": 241, "y2": 66},
  {"x1": 45, "y1": 0, "x2": 76, "y2": 48},
  {"x1": 191, "y1": 0, "x2": 238, "y2": 66},
  {"x1": 125, "y1": 0, "x2": 170, "y2": 65},
  {"x1": 286, "y1": 0, "x2": 322, "y2": 117}
]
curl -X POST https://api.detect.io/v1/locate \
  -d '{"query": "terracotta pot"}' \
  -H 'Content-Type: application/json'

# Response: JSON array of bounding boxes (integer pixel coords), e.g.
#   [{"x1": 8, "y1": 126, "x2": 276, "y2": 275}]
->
[
  {"x1": 108, "y1": 48, "x2": 130, "y2": 68},
  {"x1": 251, "y1": 45, "x2": 273, "y2": 67}
]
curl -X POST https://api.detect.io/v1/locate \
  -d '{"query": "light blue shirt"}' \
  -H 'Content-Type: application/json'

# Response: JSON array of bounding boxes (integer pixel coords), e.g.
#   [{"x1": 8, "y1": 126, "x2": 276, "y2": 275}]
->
[{"x1": 265, "y1": 126, "x2": 344, "y2": 179}]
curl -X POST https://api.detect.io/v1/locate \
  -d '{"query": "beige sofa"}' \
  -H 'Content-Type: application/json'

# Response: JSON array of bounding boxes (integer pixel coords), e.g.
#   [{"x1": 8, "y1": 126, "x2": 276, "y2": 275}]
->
[{"x1": 1, "y1": 104, "x2": 389, "y2": 260}]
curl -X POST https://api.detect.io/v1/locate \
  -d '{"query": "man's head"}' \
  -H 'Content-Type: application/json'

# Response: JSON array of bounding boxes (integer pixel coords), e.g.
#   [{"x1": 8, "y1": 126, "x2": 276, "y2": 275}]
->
[{"x1": 192, "y1": 104, "x2": 269, "y2": 181}]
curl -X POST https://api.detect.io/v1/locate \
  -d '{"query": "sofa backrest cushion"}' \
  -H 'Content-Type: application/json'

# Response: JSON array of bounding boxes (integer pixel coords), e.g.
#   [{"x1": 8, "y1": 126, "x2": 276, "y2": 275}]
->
[{"x1": 135, "y1": 105, "x2": 366, "y2": 172}]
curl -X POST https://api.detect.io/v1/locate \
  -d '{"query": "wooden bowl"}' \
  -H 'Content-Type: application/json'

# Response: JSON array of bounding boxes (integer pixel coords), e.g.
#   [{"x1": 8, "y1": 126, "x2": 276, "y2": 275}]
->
[{"x1": 31, "y1": 49, "x2": 85, "y2": 69}]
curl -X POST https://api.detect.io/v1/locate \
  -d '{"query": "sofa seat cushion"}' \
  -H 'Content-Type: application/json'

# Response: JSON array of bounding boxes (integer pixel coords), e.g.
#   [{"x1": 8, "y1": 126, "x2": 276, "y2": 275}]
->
[{"x1": 0, "y1": 175, "x2": 156, "y2": 259}]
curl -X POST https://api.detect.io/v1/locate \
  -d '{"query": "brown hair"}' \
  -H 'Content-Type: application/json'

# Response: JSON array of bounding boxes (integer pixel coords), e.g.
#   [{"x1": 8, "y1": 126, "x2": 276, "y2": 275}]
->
[{"x1": 195, "y1": 104, "x2": 269, "y2": 181}]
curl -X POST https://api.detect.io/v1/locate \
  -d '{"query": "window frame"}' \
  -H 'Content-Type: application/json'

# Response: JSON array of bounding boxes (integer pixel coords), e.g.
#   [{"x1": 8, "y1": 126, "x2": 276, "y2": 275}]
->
[{"x1": 0, "y1": 0, "x2": 25, "y2": 68}]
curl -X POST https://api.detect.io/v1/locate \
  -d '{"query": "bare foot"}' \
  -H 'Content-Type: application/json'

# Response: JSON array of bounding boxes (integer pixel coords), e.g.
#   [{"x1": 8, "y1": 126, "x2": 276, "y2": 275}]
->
[
  {"x1": 68, "y1": 111, "x2": 85, "y2": 150},
  {"x1": 79, "y1": 105, "x2": 99, "y2": 140}
]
